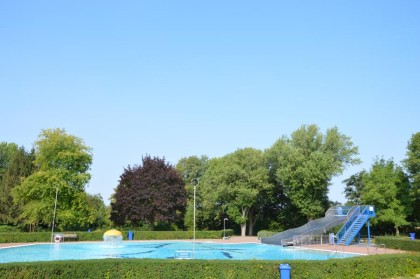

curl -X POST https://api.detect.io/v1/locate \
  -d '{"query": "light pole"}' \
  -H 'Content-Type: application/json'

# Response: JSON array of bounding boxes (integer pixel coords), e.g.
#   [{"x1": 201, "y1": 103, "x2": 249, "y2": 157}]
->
[
  {"x1": 193, "y1": 182, "x2": 196, "y2": 241},
  {"x1": 192, "y1": 178, "x2": 199, "y2": 258},
  {"x1": 223, "y1": 218, "x2": 228, "y2": 239},
  {"x1": 50, "y1": 188, "x2": 58, "y2": 242}
]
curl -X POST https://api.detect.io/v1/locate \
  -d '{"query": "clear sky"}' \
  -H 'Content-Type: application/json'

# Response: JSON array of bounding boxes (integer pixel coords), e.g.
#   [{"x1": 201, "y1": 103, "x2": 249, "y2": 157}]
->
[{"x1": 1, "y1": 1, "x2": 419, "y2": 205}]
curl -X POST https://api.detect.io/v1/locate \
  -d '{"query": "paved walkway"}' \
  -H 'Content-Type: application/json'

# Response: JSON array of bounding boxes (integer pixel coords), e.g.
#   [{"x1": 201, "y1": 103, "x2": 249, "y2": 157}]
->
[
  {"x1": 0, "y1": 242, "x2": 42, "y2": 248},
  {"x1": 196, "y1": 236, "x2": 259, "y2": 243},
  {"x1": 197, "y1": 237, "x2": 405, "y2": 255},
  {"x1": 301, "y1": 243, "x2": 405, "y2": 255}
]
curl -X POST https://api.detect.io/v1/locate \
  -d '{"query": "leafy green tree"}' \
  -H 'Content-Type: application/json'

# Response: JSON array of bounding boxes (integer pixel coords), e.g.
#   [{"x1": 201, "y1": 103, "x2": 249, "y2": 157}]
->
[
  {"x1": 111, "y1": 155, "x2": 187, "y2": 230},
  {"x1": 0, "y1": 146, "x2": 35, "y2": 224},
  {"x1": 267, "y1": 125, "x2": 360, "y2": 221},
  {"x1": 0, "y1": 142, "x2": 19, "y2": 182},
  {"x1": 86, "y1": 193, "x2": 110, "y2": 229},
  {"x1": 197, "y1": 157, "x2": 229, "y2": 231},
  {"x1": 261, "y1": 152, "x2": 305, "y2": 231},
  {"x1": 402, "y1": 132, "x2": 420, "y2": 226},
  {"x1": 12, "y1": 128, "x2": 93, "y2": 231},
  {"x1": 1, "y1": 142, "x2": 20, "y2": 223},
  {"x1": 176, "y1": 155, "x2": 209, "y2": 230},
  {"x1": 361, "y1": 158, "x2": 409, "y2": 235},
  {"x1": 343, "y1": 171, "x2": 366, "y2": 205},
  {"x1": 201, "y1": 148, "x2": 271, "y2": 236}
]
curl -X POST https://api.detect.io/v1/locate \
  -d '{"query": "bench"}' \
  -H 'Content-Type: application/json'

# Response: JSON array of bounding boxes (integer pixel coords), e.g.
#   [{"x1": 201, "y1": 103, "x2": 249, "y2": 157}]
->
[
  {"x1": 62, "y1": 233, "x2": 78, "y2": 241},
  {"x1": 54, "y1": 233, "x2": 78, "y2": 242}
]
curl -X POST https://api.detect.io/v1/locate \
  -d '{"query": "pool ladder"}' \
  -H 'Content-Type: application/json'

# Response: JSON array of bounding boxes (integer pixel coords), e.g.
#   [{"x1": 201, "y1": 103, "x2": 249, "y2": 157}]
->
[{"x1": 175, "y1": 250, "x2": 193, "y2": 259}]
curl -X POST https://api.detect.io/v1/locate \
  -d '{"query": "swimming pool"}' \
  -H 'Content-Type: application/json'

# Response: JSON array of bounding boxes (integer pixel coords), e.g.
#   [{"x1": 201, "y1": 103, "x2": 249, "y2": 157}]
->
[{"x1": 0, "y1": 241, "x2": 360, "y2": 263}]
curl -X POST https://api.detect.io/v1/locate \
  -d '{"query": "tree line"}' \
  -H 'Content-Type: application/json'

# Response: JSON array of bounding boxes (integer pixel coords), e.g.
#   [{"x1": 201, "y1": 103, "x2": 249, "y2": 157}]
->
[{"x1": 1, "y1": 126, "x2": 418, "y2": 236}]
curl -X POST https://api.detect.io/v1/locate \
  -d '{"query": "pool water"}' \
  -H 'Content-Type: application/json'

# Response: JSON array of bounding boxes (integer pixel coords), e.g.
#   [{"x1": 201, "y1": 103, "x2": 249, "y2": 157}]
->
[{"x1": 0, "y1": 241, "x2": 359, "y2": 263}]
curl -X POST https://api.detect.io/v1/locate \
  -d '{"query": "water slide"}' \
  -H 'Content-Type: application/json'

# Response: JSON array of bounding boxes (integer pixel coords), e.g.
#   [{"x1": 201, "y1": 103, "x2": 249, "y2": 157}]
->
[{"x1": 261, "y1": 206, "x2": 355, "y2": 246}]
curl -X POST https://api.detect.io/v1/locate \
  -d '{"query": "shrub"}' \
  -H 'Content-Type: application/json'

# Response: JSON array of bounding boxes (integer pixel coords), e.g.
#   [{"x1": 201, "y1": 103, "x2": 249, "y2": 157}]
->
[
  {"x1": 0, "y1": 254, "x2": 419, "y2": 279},
  {"x1": 0, "y1": 225, "x2": 20, "y2": 233},
  {"x1": 0, "y1": 230, "x2": 234, "y2": 243},
  {"x1": 376, "y1": 236, "x2": 420, "y2": 252},
  {"x1": 0, "y1": 232, "x2": 51, "y2": 243}
]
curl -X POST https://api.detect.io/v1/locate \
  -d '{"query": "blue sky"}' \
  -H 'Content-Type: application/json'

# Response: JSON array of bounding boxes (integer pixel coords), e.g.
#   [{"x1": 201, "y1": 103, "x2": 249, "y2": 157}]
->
[{"x1": 1, "y1": 1, "x2": 419, "y2": 205}]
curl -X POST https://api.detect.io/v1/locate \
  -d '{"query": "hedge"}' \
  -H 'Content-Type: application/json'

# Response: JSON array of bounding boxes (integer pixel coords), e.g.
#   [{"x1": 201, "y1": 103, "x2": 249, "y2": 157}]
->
[
  {"x1": 376, "y1": 236, "x2": 420, "y2": 252},
  {"x1": 0, "y1": 230, "x2": 234, "y2": 243},
  {"x1": 0, "y1": 225, "x2": 19, "y2": 233},
  {"x1": 0, "y1": 232, "x2": 51, "y2": 243},
  {"x1": 0, "y1": 254, "x2": 419, "y2": 279}
]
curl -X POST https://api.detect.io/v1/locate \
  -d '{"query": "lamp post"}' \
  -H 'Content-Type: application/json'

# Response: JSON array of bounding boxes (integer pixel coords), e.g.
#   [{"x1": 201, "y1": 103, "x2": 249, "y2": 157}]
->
[
  {"x1": 193, "y1": 182, "x2": 197, "y2": 242},
  {"x1": 223, "y1": 218, "x2": 228, "y2": 239},
  {"x1": 192, "y1": 178, "x2": 199, "y2": 258},
  {"x1": 50, "y1": 188, "x2": 58, "y2": 242}
]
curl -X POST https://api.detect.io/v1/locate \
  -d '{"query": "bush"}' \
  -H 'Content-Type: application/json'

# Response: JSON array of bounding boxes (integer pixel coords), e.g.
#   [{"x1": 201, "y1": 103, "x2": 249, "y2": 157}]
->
[
  {"x1": 376, "y1": 236, "x2": 420, "y2": 252},
  {"x1": 0, "y1": 254, "x2": 419, "y2": 279},
  {"x1": 0, "y1": 230, "x2": 234, "y2": 243},
  {"x1": 0, "y1": 225, "x2": 20, "y2": 233},
  {"x1": 0, "y1": 232, "x2": 51, "y2": 243}
]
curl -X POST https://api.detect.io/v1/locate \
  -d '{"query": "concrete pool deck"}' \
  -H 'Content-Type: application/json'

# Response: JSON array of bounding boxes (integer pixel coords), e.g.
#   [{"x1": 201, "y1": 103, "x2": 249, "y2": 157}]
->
[
  {"x1": 197, "y1": 236, "x2": 405, "y2": 255},
  {"x1": 0, "y1": 236, "x2": 406, "y2": 256}
]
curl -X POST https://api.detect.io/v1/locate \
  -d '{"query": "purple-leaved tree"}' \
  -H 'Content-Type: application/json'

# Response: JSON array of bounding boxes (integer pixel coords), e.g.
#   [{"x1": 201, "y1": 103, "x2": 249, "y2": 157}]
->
[{"x1": 111, "y1": 155, "x2": 186, "y2": 230}]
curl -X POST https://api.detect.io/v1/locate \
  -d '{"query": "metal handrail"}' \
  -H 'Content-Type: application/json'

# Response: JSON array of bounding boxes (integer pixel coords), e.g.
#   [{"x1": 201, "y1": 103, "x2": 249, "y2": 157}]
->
[
  {"x1": 375, "y1": 243, "x2": 386, "y2": 254},
  {"x1": 290, "y1": 217, "x2": 350, "y2": 245},
  {"x1": 325, "y1": 206, "x2": 353, "y2": 216},
  {"x1": 336, "y1": 205, "x2": 375, "y2": 245},
  {"x1": 292, "y1": 233, "x2": 331, "y2": 246},
  {"x1": 261, "y1": 205, "x2": 372, "y2": 245},
  {"x1": 335, "y1": 205, "x2": 363, "y2": 242},
  {"x1": 274, "y1": 207, "x2": 352, "y2": 241},
  {"x1": 288, "y1": 207, "x2": 358, "y2": 246},
  {"x1": 290, "y1": 205, "x2": 374, "y2": 248}
]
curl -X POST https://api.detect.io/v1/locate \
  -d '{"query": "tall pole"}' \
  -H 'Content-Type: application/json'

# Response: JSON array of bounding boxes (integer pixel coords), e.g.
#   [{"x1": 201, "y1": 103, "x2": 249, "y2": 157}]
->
[
  {"x1": 192, "y1": 178, "x2": 199, "y2": 258},
  {"x1": 51, "y1": 188, "x2": 58, "y2": 242},
  {"x1": 193, "y1": 183, "x2": 196, "y2": 242},
  {"x1": 223, "y1": 218, "x2": 228, "y2": 239}
]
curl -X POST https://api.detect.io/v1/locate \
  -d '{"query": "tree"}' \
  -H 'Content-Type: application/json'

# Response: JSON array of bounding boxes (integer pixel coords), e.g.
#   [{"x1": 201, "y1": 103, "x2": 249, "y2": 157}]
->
[
  {"x1": 267, "y1": 125, "x2": 360, "y2": 221},
  {"x1": 361, "y1": 158, "x2": 409, "y2": 235},
  {"x1": 176, "y1": 155, "x2": 209, "y2": 230},
  {"x1": 85, "y1": 193, "x2": 110, "y2": 229},
  {"x1": 201, "y1": 148, "x2": 271, "y2": 236},
  {"x1": 111, "y1": 155, "x2": 187, "y2": 230},
  {"x1": 343, "y1": 171, "x2": 366, "y2": 205},
  {"x1": 12, "y1": 128, "x2": 92, "y2": 231},
  {"x1": 402, "y1": 132, "x2": 420, "y2": 226},
  {"x1": 263, "y1": 143, "x2": 306, "y2": 231},
  {"x1": 198, "y1": 157, "x2": 229, "y2": 231},
  {"x1": 0, "y1": 146, "x2": 35, "y2": 224},
  {"x1": 0, "y1": 142, "x2": 19, "y2": 183},
  {"x1": 1, "y1": 142, "x2": 21, "y2": 223}
]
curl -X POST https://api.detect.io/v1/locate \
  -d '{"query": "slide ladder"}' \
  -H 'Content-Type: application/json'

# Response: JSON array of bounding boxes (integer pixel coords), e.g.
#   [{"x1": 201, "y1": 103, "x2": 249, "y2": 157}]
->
[{"x1": 335, "y1": 205, "x2": 375, "y2": 245}]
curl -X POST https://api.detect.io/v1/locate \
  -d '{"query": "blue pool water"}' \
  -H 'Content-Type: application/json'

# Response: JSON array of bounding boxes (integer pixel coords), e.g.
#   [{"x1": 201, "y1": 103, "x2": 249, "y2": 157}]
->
[{"x1": 0, "y1": 241, "x2": 359, "y2": 263}]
